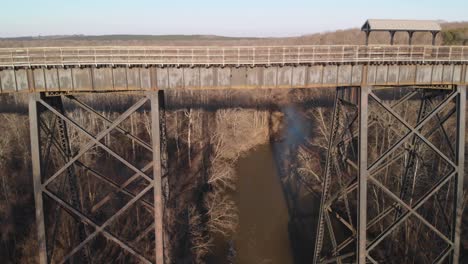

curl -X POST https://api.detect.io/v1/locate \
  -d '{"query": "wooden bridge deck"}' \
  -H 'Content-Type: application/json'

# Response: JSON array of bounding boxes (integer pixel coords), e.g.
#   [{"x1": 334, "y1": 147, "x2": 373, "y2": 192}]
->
[{"x1": 0, "y1": 45, "x2": 467, "y2": 93}]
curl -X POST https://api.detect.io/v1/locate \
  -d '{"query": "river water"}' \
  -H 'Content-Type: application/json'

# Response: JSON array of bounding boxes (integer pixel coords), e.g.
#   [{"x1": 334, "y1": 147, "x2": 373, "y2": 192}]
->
[
  {"x1": 233, "y1": 144, "x2": 294, "y2": 264},
  {"x1": 208, "y1": 106, "x2": 316, "y2": 263}
]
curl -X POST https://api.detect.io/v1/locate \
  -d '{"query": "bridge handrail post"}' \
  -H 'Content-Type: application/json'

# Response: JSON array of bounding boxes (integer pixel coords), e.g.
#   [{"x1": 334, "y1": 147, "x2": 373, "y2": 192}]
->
[
  {"x1": 357, "y1": 46, "x2": 361, "y2": 62},
  {"x1": 222, "y1": 48, "x2": 225, "y2": 67},
  {"x1": 449, "y1": 46, "x2": 452, "y2": 62},
  {"x1": 283, "y1": 47, "x2": 286, "y2": 65},
  {"x1": 341, "y1": 46, "x2": 345, "y2": 63},
  {"x1": 383, "y1": 47, "x2": 386, "y2": 63},
  {"x1": 191, "y1": 48, "x2": 194, "y2": 67},
  {"x1": 458, "y1": 47, "x2": 461, "y2": 61},
  {"x1": 178, "y1": 48, "x2": 181, "y2": 67},
  {"x1": 27, "y1": 49, "x2": 30, "y2": 67},
  {"x1": 354, "y1": 46, "x2": 358, "y2": 63},
  {"x1": 423, "y1": 46, "x2": 426, "y2": 64},
  {"x1": 298, "y1": 46, "x2": 301, "y2": 65},
  {"x1": 253, "y1": 47, "x2": 255, "y2": 66},
  {"x1": 432, "y1": 46, "x2": 436, "y2": 62},
  {"x1": 267, "y1": 47, "x2": 271, "y2": 66},
  {"x1": 110, "y1": 48, "x2": 114, "y2": 65},
  {"x1": 410, "y1": 45, "x2": 413, "y2": 63},
  {"x1": 312, "y1": 46, "x2": 316, "y2": 63},
  {"x1": 60, "y1": 48, "x2": 63, "y2": 67},
  {"x1": 396, "y1": 46, "x2": 400, "y2": 61},
  {"x1": 159, "y1": 48, "x2": 162, "y2": 66},
  {"x1": 368, "y1": 46, "x2": 371, "y2": 64}
]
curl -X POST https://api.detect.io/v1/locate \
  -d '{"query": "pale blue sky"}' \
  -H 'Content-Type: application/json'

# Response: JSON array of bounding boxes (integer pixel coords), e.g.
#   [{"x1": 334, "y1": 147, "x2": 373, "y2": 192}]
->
[{"x1": 1, "y1": 0, "x2": 467, "y2": 37}]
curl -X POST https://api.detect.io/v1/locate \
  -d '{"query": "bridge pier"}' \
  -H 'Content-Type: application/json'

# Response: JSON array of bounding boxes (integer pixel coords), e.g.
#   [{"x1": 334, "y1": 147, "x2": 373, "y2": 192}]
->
[
  {"x1": 149, "y1": 91, "x2": 165, "y2": 264},
  {"x1": 29, "y1": 93, "x2": 48, "y2": 264},
  {"x1": 28, "y1": 91, "x2": 166, "y2": 263},
  {"x1": 453, "y1": 85, "x2": 465, "y2": 264},
  {"x1": 314, "y1": 85, "x2": 466, "y2": 263},
  {"x1": 357, "y1": 86, "x2": 369, "y2": 264}
]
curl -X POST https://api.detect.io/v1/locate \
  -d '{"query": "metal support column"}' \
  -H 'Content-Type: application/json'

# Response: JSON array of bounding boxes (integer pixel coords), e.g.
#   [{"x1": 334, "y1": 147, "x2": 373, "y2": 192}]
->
[
  {"x1": 28, "y1": 91, "x2": 165, "y2": 263},
  {"x1": 453, "y1": 85, "x2": 466, "y2": 263},
  {"x1": 29, "y1": 93, "x2": 48, "y2": 264},
  {"x1": 357, "y1": 86, "x2": 369, "y2": 264},
  {"x1": 150, "y1": 91, "x2": 165, "y2": 264},
  {"x1": 314, "y1": 85, "x2": 464, "y2": 263},
  {"x1": 313, "y1": 86, "x2": 360, "y2": 264}
]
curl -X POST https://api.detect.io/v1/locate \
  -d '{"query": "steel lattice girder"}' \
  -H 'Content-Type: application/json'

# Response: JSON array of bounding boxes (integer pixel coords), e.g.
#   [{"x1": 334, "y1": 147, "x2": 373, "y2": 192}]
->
[
  {"x1": 314, "y1": 85, "x2": 466, "y2": 264},
  {"x1": 29, "y1": 92, "x2": 165, "y2": 264}
]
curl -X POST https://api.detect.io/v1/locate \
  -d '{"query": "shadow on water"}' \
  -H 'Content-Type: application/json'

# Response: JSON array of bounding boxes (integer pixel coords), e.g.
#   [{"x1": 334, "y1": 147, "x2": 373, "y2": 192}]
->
[
  {"x1": 271, "y1": 105, "x2": 322, "y2": 264},
  {"x1": 224, "y1": 106, "x2": 320, "y2": 263},
  {"x1": 208, "y1": 104, "x2": 324, "y2": 263}
]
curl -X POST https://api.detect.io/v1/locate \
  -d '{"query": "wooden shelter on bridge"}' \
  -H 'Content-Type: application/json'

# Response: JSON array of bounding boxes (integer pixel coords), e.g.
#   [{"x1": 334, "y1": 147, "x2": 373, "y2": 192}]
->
[{"x1": 361, "y1": 19, "x2": 441, "y2": 45}]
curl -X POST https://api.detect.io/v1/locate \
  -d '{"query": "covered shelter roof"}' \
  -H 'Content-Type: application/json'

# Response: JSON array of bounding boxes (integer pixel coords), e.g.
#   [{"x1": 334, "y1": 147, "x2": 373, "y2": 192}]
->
[
  {"x1": 361, "y1": 19, "x2": 442, "y2": 45},
  {"x1": 361, "y1": 19, "x2": 441, "y2": 32}
]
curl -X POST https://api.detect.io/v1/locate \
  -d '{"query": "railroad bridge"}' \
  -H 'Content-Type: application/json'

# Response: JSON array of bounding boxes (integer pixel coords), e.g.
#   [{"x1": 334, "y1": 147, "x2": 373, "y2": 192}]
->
[{"x1": 1, "y1": 27, "x2": 468, "y2": 264}]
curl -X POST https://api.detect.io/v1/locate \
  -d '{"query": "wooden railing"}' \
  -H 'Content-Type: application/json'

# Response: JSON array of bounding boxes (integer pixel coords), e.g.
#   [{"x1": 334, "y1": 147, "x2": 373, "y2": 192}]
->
[{"x1": 0, "y1": 45, "x2": 467, "y2": 67}]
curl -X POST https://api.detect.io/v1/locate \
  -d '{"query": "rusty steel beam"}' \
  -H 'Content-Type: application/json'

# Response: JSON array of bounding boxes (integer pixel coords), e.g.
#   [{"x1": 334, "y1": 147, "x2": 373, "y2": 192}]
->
[
  {"x1": 314, "y1": 85, "x2": 465, "y2": 263},
  {"x1": 39, "y1": 97, "x2": 150, "y2": 188},
  {"x1": 453, "y1": 85, "x2": 466, "y2": 263},
  {"x1": 150, "y1": 91, "x2": 165, "y2": 264},
  {"x1": 29, "y1": 93, "x2": 48, "y2": 264},
  {"x1": 27, "y1": 92, "x2": 166, "y2": 263},
  {"x1": 313, "y1": 89, "x2": 342, "y2": 264},
  {"x1": 357, "y1": 86, "x2": 369, "y2": 264},
  {"x1": 66, "y1": 95, "x2": 153, "y2": 152},
  {"x1": 44, "y1": 186, "x2": 153, "y2": 264},
  {"x1": 24, "y1": 82, "x2": 464, "y2": 263}
]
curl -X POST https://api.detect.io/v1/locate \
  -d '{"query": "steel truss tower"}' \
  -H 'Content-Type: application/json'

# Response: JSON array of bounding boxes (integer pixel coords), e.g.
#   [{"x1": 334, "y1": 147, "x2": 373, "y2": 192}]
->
[
  {"x1": 29, "y1": 92, "x2": 165, "y2": 264},
  {"x1": 314, "y1": 85, "x2": 466, "y2": 264}
]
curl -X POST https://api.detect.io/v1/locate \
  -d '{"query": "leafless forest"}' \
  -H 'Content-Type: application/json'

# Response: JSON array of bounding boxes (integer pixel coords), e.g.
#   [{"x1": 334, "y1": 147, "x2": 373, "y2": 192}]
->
[
  {"x1": 0, "y1": 23, "x2": 467, "y2": 264},
  {"x1": 0, "y1": 22, "x2": 467, "y2": 47}
]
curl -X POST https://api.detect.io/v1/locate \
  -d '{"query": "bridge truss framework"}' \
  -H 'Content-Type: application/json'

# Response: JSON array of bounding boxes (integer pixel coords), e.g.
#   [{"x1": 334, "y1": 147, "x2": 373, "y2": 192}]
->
[
  {"x1": 4, "y1": 44, "x2": 463, "y2": 264},
  {"x1": 25, "y1": 85, "x2": 467, "y2": 264},
  {"x1": 29, "y1": 91, "x2": 165, "y2": 264},
  {"x1": 314, "y1": 85, "x2": 466, "y2": 263}
]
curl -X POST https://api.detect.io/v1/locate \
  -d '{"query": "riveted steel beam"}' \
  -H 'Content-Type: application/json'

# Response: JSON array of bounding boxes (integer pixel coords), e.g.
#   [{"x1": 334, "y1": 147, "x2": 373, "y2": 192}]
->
[
  {"x1": 28, "y1": 92, "x2": 166, "y2": 263},
  {"x1": 314, "y1": 85, "x2": 464, "y2": 263}
]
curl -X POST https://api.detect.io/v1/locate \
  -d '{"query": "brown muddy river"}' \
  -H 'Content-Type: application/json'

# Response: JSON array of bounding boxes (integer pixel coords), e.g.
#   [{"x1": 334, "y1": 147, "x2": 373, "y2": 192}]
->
[{"x1": 233, "y1": 144, "x2": 293, "y2": 264}]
